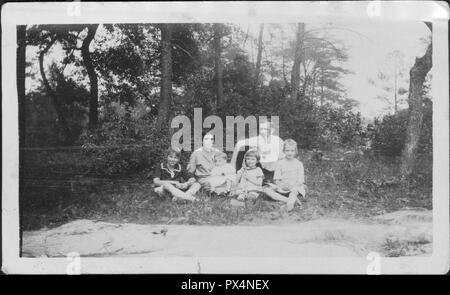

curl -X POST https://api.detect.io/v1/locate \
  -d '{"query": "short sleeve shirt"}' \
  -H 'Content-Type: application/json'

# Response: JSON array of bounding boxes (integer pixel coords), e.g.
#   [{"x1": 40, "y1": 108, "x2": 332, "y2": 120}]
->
[
  {"x1": 237, "y1": 166, "x2": 264, "y2": 191},
  {"x1": 187, "y1": 147, "x2": 219, "y2": 178}
]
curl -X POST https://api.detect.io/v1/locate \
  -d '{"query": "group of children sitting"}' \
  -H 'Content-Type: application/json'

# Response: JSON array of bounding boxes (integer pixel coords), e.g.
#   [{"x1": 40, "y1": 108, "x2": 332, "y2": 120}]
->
[{"x1": 152, "y1": 137, "x2": 306, "y2": 211}]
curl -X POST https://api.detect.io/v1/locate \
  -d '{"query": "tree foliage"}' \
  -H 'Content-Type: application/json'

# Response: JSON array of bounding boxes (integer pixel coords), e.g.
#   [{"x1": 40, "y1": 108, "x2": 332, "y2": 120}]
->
[{"x1": 21, "y1": 22, "x2": 431, "y2": 177}]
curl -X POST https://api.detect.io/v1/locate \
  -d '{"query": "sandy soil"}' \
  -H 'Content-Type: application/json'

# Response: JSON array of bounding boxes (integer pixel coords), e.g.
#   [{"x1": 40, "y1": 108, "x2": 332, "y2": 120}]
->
[{"x1": 22, "y1": 209, "x2": 432, "y2": 258}]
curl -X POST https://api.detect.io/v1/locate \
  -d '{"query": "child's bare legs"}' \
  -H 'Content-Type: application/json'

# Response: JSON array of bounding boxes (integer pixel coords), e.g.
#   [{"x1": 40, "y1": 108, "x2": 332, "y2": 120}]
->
[
  {"x1": 286, "y1": 190, "x2": 299, "y2": 211},
  {"x1": 184, "y1": 182, "x2": 201, "y2": 199},
  {"x1": 262, "y1": 187, "x2": 290, "y2": 203},
  {"x1": 263, "y1": 187, "x2": 299, "y2": 211},
  {"x1": 162, "y1": 183, "x2": 196, "y2": 201}
]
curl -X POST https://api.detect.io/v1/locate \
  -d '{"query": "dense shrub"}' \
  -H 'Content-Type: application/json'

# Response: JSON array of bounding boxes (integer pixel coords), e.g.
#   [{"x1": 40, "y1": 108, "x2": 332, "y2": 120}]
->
[
  {"x1": 24, "y1": 75, "x2": 89, "y2": 147},
  {"x1": 80, "y1": 100, "x2": 169, "y2": 177},
  {"x1": 372, "y1": 97, "x2": 432, "y2": 157},
  {"x1": 372, "y1": 110, "x2": 409, "y2": 156},
  {"x1": 318, "y1": 107, "x2": 364, "y2": 150}
]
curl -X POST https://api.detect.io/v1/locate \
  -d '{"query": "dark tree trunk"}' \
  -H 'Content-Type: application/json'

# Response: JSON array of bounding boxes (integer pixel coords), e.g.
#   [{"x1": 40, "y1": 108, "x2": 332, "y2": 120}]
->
[
  {"x1": 291, "y1": 23, "x2": 305, "y2": 100},
  {"x1": 156, "y1": 24, "x2": 173, "y2": 131},
  {"x1": 39, "y1": 37, "x2": 72, "y2": 144},
  {"x1": 81, "y1": 24, "x2": 99, "y2": 130},
  {"x1": 17, "y1": 25, "x2": 26, "y2": 147},
  {"x1": 311, "y1": 70, "x2": 317, "y2": 100},
  {"x1": 253, "y1": 23, "x2": 264, "y2": 100},
  {"x1": 400, "y1": 38, "x2": 432, "y2": 176},
  {"x1": 213, "y1": 23, "x2": 224, "y2": 111},
  {"x1": 281, "y1": 36, "x2": 288, "y2": 86},
  {"x1": 301, "y1": 59, "x2": 309, "y2": 98}
]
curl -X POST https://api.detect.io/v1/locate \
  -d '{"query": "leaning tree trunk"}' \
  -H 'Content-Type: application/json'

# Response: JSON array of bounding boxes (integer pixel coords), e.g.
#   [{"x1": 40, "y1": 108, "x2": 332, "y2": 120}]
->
[
  {"x1": 291, "y1": 23, "x2": 305, "y2": 100},
  {"x1": 156, "y1": 24, "x2": 173, "y2": 131},
  {"x1": 253, "y1": 23, "x2": 264, "y2": 101},
  {"x1": 17, "y1": 25, "x2": 26, "y2": 147},
  {"x1": 81, "y1": 24, "x2": 99, "y2": 130},
  {"x1": 39, "y1": 37, "x2": 72, "y2": 144},
  {"x1": 400, "y1": 25, "x2": 432, "y2": 176},
  {"x1": 213, "y1": 23, "x2": 224, "y2": 111}
]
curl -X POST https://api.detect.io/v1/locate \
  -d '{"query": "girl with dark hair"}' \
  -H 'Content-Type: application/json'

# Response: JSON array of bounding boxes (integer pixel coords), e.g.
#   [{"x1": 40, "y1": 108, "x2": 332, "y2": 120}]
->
[{"x1": 185, "y1": 131, "x2": 220, "y2": 198}]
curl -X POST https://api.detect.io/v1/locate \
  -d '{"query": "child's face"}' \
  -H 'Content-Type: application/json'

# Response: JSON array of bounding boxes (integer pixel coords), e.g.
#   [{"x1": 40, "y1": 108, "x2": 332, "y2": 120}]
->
[
  {"x1": 245, "y1": 156, "x2": 257, "y2": 168},
  {"x1": 214, "y1": 157, "x2": 226, "y2": 167},
  {"x1": 284, "y1": 146, "x2": 297, "y2": 159},
  {"x1": 167, "y1": 154, "x2": 180, "y2": 166}
]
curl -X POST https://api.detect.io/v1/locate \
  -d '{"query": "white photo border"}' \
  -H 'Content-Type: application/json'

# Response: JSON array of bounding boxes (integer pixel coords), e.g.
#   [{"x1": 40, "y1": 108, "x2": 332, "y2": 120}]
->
[{"x1": 2, "y1": 1, "x2": 449, "y2": 274}]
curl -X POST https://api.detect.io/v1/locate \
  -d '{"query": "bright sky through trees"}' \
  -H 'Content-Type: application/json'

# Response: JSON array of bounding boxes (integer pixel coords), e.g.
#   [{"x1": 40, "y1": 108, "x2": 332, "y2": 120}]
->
[
  {"x1": 26, "y1": 21, "x2": 431, "y2": 120},
  {"x1": 238, "y1": 21, "x2": 431, "y2": 119}
]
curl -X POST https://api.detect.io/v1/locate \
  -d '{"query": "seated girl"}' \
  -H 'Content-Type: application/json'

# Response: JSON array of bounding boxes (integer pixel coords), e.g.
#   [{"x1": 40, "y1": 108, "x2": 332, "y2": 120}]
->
[
  {"x1": 185, "y1": 132, "x2": 220, "y2": 198},
  {"x1": 263, "y1": 139, "x2": 306, "y2": 211},
  {"x1": 235, "y1": 149, "x2": 264, "y2": 201},
  {"x1": 152, "y1": 146, "x2": 198, "y2": 202}
]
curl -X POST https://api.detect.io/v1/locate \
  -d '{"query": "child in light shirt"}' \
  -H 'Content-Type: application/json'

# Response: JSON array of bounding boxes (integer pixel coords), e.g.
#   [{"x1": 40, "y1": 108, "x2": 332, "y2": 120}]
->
[
  {"x1": 235, "y1": 149, "x2": 264, "y2": 201},
  {"x1": 263, "y1": 139, "x2": 306, "y2": 211},
  {"x1": 208, "y1": 152, "x2": 236, "y2": 196}
]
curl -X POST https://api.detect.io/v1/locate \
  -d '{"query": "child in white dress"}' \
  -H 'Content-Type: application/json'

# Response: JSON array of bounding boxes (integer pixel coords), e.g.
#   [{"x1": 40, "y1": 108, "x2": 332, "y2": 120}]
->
[
  {"x1": 208, "y1": 152, "x2": 236, "y2": 196},
  {"x1": 263, "y1": 139, "x2": 306, "y2": 211}
]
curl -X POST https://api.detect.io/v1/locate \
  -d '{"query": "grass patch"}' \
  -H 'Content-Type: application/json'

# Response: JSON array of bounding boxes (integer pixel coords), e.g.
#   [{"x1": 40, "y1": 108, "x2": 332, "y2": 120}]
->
[
  {"x1": 381, "y1": 237, "x2": 431, "y2": 257},
  {"x1": 20, "y1": 149, "x2": 432, "y2": 231}
]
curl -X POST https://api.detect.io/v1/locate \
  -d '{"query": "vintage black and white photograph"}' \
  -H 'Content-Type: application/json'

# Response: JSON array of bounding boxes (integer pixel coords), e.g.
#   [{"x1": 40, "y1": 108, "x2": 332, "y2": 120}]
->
[{"x1": 2, "y1": 2, "x2": 449, "y2": 274}]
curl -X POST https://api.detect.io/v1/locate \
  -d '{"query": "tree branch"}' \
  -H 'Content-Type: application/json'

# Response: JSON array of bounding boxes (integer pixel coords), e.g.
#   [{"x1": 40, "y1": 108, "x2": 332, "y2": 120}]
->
[
  {"x1": 39, "y1": 36, "x2": 57, "y2": 94},
  {"x1": 303, "y1": 37, "x2": 342, "y2": 54},
  {"x1": 172, "y1": 43, "x2": 193, "y2": 58}
]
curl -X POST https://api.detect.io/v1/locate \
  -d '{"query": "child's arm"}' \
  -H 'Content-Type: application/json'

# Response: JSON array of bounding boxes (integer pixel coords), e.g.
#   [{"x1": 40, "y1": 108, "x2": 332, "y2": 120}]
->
[
  {"x1": 224, "y1": 165, "x2": 237, "y2": 183},
  {"x1": 273, "y1": 160, "x2": 282, "y2": 186},
  {"x1": 296, "y1": 161, "x2": 305, "y2": 186},
  {"x1": 236, "y1": 168, "x2": 244, "y2": 183},
  {"x1": 255, "y1": 169, "x2": 264, "y2": 186},
  {"x1": 225, "y1": 178, "x2": 233, "y2": 192},
  {"x1": 186, "y1": 152, "x2": 197, "y2": 175},
  {"x1": 178, "y1": 167, "x2": 197, "y2": 189}
]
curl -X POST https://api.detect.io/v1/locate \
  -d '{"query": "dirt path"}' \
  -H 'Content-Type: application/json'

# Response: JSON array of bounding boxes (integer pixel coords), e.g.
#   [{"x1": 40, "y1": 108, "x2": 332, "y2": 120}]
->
[{"x1": 22, "y1": 210, "x2": 432, "y2": 258}]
